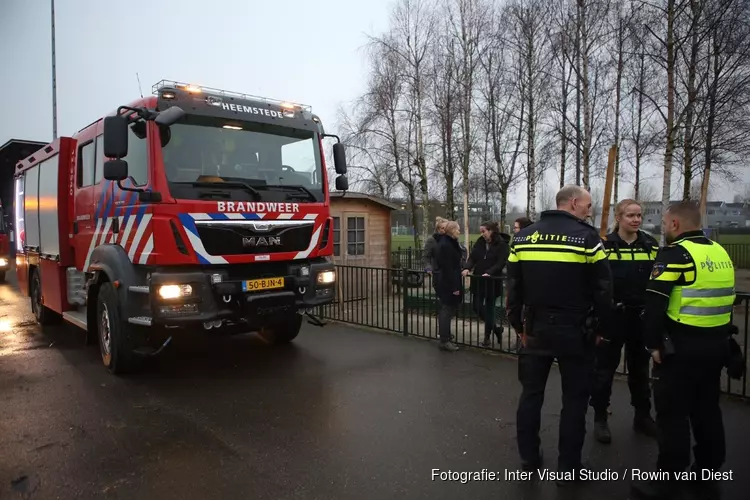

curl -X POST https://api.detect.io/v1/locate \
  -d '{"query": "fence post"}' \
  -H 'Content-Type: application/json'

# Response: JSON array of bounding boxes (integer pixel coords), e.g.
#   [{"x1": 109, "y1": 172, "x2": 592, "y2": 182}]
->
[{"x1": 402, "y1": 269, "x2": 409, "y2": 336}]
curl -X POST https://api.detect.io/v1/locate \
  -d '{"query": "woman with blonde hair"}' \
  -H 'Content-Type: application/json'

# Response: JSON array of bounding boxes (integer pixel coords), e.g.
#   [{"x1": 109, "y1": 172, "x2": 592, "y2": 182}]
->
[
  {"x1": 434, "y1": 220, "x2": 463, "y2": 351},
  {"x1": 423, "y1": 216, "x2": 448, "y2": 274},
  {"x1": 589, "y1": 198, "x2": 660, "y2": 444}
]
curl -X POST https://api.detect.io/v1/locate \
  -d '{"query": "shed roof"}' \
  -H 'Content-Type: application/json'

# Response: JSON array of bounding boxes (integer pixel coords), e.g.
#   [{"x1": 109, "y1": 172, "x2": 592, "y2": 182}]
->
[{"x1": 330, "y1": 191, "x2": 400, "y2": 211}]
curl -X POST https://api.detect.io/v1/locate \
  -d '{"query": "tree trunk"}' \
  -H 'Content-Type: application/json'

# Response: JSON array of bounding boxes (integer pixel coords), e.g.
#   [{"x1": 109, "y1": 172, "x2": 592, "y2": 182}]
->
[
  {"x1": 578, "y1": 0, "x2": 592, "y2": 189},
  {"x1": 526, "y1": 36, "x2": 537, "y2": 218},
  {"x1": 700, "y1": 30, "x2": 719, "y2": 228},
  {"x1": 661, "y1": 0, "x2": 677, "y2": 245},
  {"x1": 575, "y1": 1, "x2": 582, "y2": 184},
  {"x1": 560, "y1": 34, "x2": 568, "y2": 188},
  {"x1": 634, "y1": 51, "x2": 646, "y2": 200},
  {"x1": 613, "y1": 6, "x2": 624, "y2": 202},
  {"x1": 682, "y1": 1, "x2": 701, "y2": 200}
]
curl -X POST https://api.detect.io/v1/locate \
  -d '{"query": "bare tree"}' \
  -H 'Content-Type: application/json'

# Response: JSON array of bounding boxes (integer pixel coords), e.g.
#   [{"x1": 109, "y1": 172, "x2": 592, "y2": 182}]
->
[
  {"x1": 428, "y1": 31, "x2": 461, "y2": 219},
  {"x1": 369, "y1": 0, "x2": 437, "y2": 242},
  {"x1": 446, "y1": 0, "x2": 490, "y2": 248},
  {"x1": 478, "y1": 4, "x2": 524, "y2": 227},
  {"x1": 506, "y1": 0, "x2": 550, "y2": 218},
  {"x1": 698, "y1": 0, "x2": 750, "y2": 225},
  {"x1": 623, "y1": 0, "x2": 662, "y2": 200}
]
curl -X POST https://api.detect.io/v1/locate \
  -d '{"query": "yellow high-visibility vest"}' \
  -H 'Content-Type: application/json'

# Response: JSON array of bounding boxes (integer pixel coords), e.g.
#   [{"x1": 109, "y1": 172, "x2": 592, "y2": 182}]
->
[{"x1": 665, "y1": 239, "x2": 735, "y2": 327}]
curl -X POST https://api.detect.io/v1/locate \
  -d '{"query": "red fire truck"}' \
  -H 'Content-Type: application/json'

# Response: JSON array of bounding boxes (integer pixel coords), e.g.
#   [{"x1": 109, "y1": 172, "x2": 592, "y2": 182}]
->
[{"x1": 14, "y1": 80, "x2": 348, "y2": 374}]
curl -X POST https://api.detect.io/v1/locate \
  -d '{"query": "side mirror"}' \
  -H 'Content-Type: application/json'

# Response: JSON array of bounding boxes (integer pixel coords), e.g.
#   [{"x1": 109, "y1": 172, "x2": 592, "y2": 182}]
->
[
  {"x1": 103, "y1": 115, "x2": 129, "y2": 158},
  {"x1": 333, "y1": 142, "x2": 347, "y2": 175},
  {"x1": 155, "y1": 106, "x2": 186, "y2": 127},
  {"x1": 103, "y1": 159, "x2": 128, "y2": 181},
  {"x1": 335, "y1": 175, "x2": 348, "y2": 191}
]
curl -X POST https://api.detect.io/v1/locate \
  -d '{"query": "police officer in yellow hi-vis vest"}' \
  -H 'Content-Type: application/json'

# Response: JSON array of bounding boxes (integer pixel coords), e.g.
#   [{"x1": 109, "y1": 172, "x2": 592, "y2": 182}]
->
[
  {"x1": 631, "y1": 201, "x2": 735, "y2": 500},
  {"x1": 506, "y1": 185, "x2": 614, "y2": 485}
]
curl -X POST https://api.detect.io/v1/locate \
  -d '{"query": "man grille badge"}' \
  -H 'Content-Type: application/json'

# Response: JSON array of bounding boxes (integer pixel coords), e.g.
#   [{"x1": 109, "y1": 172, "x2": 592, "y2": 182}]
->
[
  {"x1": 243, "y1": 236, "x2": 282, "y2": 247},
  {"x1": 251, "y1": 222, "x2": 272, "y2": 232}
]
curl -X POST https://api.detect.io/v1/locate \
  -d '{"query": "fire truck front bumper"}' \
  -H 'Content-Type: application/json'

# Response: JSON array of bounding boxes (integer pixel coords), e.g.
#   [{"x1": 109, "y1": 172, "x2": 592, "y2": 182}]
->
[{"x1": 130, "y1": 261, "x2": 336, "y2": 328}]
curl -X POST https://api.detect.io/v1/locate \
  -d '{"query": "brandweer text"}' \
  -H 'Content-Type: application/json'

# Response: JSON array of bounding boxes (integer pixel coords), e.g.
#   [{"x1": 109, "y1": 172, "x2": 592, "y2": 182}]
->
[{"x1": 217, "y1": 202, "x2": 300, "y2": 213}]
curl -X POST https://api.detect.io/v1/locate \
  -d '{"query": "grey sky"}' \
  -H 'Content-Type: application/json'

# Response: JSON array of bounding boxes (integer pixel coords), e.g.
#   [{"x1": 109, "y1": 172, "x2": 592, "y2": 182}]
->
[
  {"x1": 1, "y1": 0, "x2": 746, "y2": 208},
  {"x1": 0, "y1": 0, "x2": 387, "y2": 144}
]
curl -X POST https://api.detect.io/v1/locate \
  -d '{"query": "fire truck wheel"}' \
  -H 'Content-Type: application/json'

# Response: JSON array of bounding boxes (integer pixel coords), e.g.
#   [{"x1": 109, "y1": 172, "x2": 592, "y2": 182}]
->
[
  {"x1": 0, "y1": 271, "x2": 5, "y2": 283},
  {"x1": 259, "y1": 314, "x2": 303, "y2": 344},
  {"x1": 96, "y1": 282, "x2": 137, "y2": 374},
  {"x1": 30, "y1": 269, "x2": 60, "y2": 326}
]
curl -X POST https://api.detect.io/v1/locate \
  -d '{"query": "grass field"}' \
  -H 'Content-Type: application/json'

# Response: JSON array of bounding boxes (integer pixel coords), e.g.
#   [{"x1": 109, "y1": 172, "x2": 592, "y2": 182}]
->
[
  {"x1": 392, "y1": 231, "x2": 750, "y2": 250},
  {"x1": 717, "y1": 234, "x2": 750, "y2": 244}
]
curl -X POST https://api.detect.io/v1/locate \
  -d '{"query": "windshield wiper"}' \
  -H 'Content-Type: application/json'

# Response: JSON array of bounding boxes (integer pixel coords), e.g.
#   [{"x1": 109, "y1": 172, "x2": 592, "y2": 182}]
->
[
  {"x1": 172, "y1": 180, "x2": 262, "y2": 200},
  {"x1": 262, "y1": 184, "x2": 318, "y2": 202}
]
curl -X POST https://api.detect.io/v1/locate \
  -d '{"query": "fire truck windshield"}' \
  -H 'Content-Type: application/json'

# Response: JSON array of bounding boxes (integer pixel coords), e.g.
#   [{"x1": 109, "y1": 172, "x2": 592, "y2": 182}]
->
[{"x1": 161, "y1": 118, "x2": 324, "y2": 202}]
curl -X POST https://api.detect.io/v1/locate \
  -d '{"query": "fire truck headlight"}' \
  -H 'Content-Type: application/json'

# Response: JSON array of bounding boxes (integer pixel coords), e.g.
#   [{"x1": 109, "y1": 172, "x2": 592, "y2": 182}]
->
[
  {"x1": 157, "y1": 284, "x2": 193, "y2": 300},
  {"x1": 316, "y1": 271, "x2": 335, "y2": 285},
  {"x1": 0, "y1": 258, "x2": 8, "y2": 267}
]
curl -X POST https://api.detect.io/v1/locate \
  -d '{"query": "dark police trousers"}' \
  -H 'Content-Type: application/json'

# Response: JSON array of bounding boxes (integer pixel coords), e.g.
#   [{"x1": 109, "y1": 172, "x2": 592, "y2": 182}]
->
[
  {"x1": 653, "y1": 334, "x2": 726, "y2": 473},
  {"x1": 517, "y1": 345, "x2": 595, "y2": 469},
  {"x1": 471, "y1": 277, "x2": 501, "y2": 338},
  {"x1": 590, "y1": 307, "x2": 651, "y2": 417}
]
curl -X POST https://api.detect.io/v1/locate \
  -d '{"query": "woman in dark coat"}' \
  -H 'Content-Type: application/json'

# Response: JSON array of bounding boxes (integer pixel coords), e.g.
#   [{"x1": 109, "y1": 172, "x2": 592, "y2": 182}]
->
[
  {"x1": 434, "y1": 221, "x2": 463, "y2": 352},
  {"x1": 462, "y1": 221, "x2": 510, "y2": 346}
]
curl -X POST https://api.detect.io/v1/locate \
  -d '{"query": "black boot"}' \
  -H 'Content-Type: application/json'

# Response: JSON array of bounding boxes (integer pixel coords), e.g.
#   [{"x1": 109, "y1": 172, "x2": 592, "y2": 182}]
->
[
  {"x1": 493, "y1": 325, "x2": 503, "y2": 344},
  {"x1": 480, "y1": 333, "x2": 491, "y2": 347},
  {"x1": 594, "y1": 411, "x2": 612, "y2": 444},
  {"x1": 634, "y1": 411, "x2": 659, "y2": 439}
]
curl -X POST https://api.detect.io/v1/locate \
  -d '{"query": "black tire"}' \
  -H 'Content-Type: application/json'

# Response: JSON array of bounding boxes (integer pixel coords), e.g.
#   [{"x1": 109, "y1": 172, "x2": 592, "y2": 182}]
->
[
  {"x1": 30, "y1": 269, "x2": 59, "y2": 325},
  {"x1": 96, "y1": 282, "x2": 138, "y2": 374},
  {"x1": 0, "y1": 270, "x2": 5, "y2": 283},
  {"x1": 259, "y1": 314, "x2": 303, "y2": 344}
]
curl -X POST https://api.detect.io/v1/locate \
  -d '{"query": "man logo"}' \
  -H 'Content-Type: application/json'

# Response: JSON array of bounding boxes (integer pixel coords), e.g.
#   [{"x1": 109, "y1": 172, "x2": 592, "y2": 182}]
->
[
  {"x1": 242, "y1": 236, "x2": 282, "y2": 247},
  {"x1": 251, "y1": 222, "x2": 272, "y2": 232}
]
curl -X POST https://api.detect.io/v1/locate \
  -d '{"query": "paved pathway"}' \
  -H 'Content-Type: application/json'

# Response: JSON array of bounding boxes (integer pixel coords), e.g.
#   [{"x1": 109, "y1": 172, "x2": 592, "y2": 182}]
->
[{"x1": 1, "y1": 274, "x2": 749, "y2": 499}]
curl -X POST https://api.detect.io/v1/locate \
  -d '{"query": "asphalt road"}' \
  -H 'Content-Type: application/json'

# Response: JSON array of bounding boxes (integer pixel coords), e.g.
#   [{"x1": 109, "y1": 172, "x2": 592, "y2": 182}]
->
[{"x1": 1, "y1": 273, "x2": 750, "y2": 500}]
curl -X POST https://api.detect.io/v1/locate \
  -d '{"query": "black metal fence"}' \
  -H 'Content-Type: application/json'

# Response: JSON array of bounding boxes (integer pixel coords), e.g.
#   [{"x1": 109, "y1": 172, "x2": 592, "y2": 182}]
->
[
  {"x1": 724, "y1": 244, "x2": 750, "y2": 269},
  {"x1": 318, "y1": 265, "x2": 749, "y2": 400}
]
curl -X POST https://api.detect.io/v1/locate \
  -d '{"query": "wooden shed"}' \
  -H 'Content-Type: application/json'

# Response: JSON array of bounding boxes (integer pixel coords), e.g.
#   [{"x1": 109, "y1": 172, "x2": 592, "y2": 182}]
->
[
  {"x1": 329, "y1": 192, "x2": 399, "y2": 303},
  {"x1": 329, "y1": 192, "x2": 398, "y2": 268}
]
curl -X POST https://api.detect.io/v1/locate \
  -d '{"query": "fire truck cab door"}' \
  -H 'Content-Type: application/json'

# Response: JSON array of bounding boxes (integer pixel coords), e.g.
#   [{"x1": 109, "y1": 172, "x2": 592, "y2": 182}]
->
[{"x1": 73, "y1": 133, "x2": 102, "y2": 272}]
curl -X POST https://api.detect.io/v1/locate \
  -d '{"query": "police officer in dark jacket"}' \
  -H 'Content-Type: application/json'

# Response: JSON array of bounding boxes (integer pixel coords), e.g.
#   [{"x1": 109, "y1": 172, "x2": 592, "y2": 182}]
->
[
  {"x1": 590, "y1": 199, "x2": 660, "y2": 443},
  {"x1": 506, "y1": 185, "x2": 614, "y2": 483},
  {"x1": 631, "y1": 201, "x2": 736, "y2": 500}
]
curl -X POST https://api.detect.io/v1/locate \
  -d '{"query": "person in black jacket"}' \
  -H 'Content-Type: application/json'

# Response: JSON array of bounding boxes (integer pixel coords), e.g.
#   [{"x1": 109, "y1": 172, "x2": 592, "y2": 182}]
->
[
  {"x1": 434, "y1": 220, "x2": 463, "y2": 352},
  {"x1": 423, "y1": 217, "x2": 448, "y2": 275},
  {"x1": 462, "y1": 221, "x2": 510, "y2": 346},
  {"x1": 506, "y1": 184, "x2": 614, "y2": 483},
  {"x1": 589, "y1": 199, "x2": 660, "y2": 444}
]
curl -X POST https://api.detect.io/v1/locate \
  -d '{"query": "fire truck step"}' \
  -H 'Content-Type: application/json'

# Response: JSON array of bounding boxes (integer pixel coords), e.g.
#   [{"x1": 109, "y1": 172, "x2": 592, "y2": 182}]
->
[
  {"x1": 62, "y1": 311, "x2": 88, "y2": 330},
  {"x1": 128, "y1": 317, "x2": 153, "y2": 326}
]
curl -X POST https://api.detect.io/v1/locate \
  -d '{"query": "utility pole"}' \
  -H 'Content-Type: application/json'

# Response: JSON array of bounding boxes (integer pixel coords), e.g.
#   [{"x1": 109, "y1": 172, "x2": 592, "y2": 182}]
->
[{"x1": 51, "y1": 0, "x2": 58, "y2": 140}]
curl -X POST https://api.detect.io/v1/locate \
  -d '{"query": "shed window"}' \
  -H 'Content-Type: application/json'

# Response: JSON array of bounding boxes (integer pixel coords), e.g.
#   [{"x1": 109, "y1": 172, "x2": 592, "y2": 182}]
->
[
  {"x1": 347, "y1": 216, "x2": 365, "y2": 256},
  {"x1": 333, "y1": 217, "x2": 341, "y2": 256}
]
